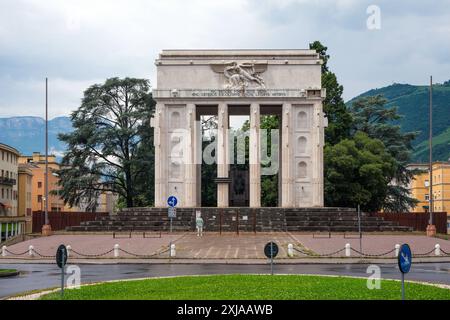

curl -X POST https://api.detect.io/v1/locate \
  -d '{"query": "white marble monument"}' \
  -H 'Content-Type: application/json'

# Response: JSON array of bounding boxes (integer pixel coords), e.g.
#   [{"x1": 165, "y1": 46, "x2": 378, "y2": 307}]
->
[{"x1": 151, "y1": 49, "x2": 327, "y2": 208}]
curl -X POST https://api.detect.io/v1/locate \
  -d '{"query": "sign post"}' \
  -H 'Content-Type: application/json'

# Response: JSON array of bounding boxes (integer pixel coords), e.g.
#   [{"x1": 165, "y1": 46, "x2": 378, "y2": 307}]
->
[
  {"x1": 398, "y1": 243, "x2": 412, "y2": 300},
  {"x1": 56, "y1": 244, "x2": 68, "y2": 298},
  {"x1": 264, "y1": 241, "x2": 279, "y2": 275},
  {"x1": 167, "y1": 196, "x2": 178, "y2": 233}
]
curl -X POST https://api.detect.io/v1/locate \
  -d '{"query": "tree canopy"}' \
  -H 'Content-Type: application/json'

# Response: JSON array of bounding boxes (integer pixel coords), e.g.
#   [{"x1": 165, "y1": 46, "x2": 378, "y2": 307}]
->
[{"x1": 57, "y1": 77, "x2": 155, "y2": 210}]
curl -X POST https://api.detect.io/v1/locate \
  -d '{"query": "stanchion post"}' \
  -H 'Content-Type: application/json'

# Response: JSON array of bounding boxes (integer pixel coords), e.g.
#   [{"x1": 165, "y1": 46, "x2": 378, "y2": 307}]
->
[
  {"x1": 435, "y1": 244, "x2": 441, "y2": 256},
  {"x1": 345, "y1": 243, "x2": 351, "y2": 257}
]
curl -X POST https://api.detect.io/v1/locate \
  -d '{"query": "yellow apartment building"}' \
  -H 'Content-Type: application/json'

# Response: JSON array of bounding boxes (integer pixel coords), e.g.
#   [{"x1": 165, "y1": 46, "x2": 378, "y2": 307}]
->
[{"x1": 407, "y1": 162, "x2": 450, "y2": 213}]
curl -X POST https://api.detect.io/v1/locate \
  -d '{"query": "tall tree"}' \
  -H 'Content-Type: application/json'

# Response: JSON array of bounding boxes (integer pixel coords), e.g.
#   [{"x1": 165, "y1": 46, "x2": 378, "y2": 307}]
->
[
  {"x1": 324, "y1": 132, "x2": 397, "y2": 211},
  {"x1": 310, "y1": 41, "x2": 353, "y2": 145},
  {"x1": 58, "y1": 78, "x2": 155, "y2": 210},
  {"x1": 349, "y1": 95, "x2": 419, "y2": 211}
]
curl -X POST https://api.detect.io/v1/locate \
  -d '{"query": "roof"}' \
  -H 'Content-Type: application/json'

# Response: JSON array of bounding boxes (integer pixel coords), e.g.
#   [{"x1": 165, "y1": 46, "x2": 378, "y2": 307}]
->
[{"x1": 0, "y1": 143, "x2": 20, "y2": 156}]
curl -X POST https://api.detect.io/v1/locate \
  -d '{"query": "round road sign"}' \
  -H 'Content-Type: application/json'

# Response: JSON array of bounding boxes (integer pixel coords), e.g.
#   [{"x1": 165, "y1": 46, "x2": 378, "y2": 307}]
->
[
  {"x1": 167, "y1": 196, "x2": 178, "y2": 207},
  {"x1": 398, "y1": 243, "x2": 412, "y2": 274},
  {"x1": 56, "y1": 244, "x2": 68, "y2": 269},
  {"x1": 264, "y1": 241, "x2": 279, "y2": 259}
]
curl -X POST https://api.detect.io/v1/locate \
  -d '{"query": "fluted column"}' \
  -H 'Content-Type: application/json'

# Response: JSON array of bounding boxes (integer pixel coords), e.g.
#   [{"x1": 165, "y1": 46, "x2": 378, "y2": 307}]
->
[
  {"x1": 217, "y1": 103, "x2": 229, "y2": 207},
  {"x1": 184, "y1": 103, "x2": 197, "y2": 207},
  {"x1": 281, "y1": 103, "x2": 294, "y2": 207},
  {"x1": 249, "y1": 103, "x2": 261, "y2": 207},
  {"x1": 315, "y1": 102, "x2": 326, "y2": 206},
  {"x1": 153, "y1": 103, "x2": 167, "y2": 207}
]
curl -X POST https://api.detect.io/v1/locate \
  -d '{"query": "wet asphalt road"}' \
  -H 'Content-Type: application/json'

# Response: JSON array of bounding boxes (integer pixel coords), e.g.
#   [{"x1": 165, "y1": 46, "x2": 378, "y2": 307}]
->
[{"x1": 1, "y1": 262, "x2": 449, "y2": 298}]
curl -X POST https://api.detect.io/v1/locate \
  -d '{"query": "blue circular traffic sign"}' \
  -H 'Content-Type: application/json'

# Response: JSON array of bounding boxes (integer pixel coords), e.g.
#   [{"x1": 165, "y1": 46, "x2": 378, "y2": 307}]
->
[
  {"x1": 398, "y1": 243, "x2": 412, "y2": 274},
  {"x1": 167, "y1": 196, "x2": 178, "y2": 207}
]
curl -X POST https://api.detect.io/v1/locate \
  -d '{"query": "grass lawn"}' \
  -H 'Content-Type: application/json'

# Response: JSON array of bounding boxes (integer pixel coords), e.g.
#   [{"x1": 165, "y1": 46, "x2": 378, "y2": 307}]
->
[
  {"x1": 0, "y1": 269, "x2": 19, "y2": 277},
  {"x1": 39, "y1": 275, "x2": 450, "y2": 300}
]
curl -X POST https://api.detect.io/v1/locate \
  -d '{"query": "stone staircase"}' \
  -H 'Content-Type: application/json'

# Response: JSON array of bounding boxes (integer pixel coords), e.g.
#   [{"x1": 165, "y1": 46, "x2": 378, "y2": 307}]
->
[{"x1": 67, "y1": 207, "x2": 412, "y2": 232}]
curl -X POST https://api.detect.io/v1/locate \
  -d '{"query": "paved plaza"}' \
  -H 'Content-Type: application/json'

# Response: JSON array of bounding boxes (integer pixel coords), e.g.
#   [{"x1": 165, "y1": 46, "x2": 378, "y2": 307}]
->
[{"x1": 2, "y1": 232, "x2": 449, "y2": 260}]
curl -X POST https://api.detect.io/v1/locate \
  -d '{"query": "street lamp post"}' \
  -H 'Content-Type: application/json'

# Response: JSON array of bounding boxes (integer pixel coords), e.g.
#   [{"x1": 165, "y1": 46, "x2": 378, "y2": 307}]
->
[
  {"x1": 42, "y1": 78, "x2": 52, "y2": 236},
  {"x1": 426, "y1": 76, "x2": 436, "y2": 237}
]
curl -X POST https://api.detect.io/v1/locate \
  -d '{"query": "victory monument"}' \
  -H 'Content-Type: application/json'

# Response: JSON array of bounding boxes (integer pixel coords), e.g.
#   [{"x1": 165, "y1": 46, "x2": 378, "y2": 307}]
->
[
  {"x1": 151, "y1": 49, "x2": 327, "y2": 208},
  {"x1": 69, "y1": 50, "x2": 409, "y2": 232}
]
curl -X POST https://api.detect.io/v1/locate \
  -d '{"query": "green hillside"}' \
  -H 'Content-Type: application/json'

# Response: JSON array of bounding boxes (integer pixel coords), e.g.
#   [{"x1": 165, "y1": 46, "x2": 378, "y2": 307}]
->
[{"x1": 347, "y1": 82, "x2": 450, "y2": 162}]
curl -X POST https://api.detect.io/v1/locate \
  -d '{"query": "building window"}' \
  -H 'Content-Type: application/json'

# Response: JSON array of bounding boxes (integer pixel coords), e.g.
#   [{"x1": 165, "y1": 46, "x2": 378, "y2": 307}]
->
[
  {"x1": 425, "y1": 194, "x2": 430, "y2": 201},
  {"x1": 38, "y1": 181, "x2": 42, "y2": 188},
  {"x1": 37, "y1": 195, "x2": 42, "y2": 203}
]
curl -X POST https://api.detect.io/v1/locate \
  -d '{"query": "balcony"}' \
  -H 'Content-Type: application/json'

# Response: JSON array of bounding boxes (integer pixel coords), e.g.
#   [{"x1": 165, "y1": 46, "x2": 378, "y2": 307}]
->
[{"x1": 0, "y1": 177, "x2": 16, "y2": 186}]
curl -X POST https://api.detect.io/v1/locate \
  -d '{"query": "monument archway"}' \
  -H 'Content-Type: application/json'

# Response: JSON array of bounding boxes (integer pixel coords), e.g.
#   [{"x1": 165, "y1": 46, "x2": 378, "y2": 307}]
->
[{"x1": 151, "y1": 49, "x2": 327, "y2": 208}]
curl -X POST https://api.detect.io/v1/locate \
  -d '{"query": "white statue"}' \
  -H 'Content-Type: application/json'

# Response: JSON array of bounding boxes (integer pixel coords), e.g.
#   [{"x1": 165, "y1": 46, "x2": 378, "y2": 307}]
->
[{"x1": 223, "y1": 62, "x2": 265, "y2": 89}]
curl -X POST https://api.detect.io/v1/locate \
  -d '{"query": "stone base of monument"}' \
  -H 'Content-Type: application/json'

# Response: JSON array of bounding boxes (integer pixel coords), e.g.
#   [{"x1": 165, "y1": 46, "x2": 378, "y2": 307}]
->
[{"x1": 67, "y1": 207, "x2": 412, "y2": 233}]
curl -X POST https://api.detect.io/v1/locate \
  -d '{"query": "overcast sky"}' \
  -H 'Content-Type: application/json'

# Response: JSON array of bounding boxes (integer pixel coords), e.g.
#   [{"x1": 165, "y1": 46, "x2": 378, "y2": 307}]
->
[{"x1": 0, "y1": 0, "x2": 449, "y2": 119}]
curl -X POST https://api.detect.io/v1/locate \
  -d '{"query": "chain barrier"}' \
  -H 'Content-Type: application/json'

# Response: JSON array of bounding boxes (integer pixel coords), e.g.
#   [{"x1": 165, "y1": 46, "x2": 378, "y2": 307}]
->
[
  {"x1": 70, "y1": 248, "x2": 115, "y2": 258},
  {"x1": 293, "y1": 246, "x2": 449, "y2": 258},
  {"x1": 33, "y1": 249, "x2": 55, "y2": 259},
  {"x1": 4, "y1": 249, "x2": 29, "y2": 256},
  {"x1": 118, "y1": 246, "x2": 170, "y2": 258},
  {"x1": 413, "y1": 249, "x2": 436, "y2": 257},
  {"x1": 293, "y1": 247, "x2": 346, "y2": 257},
  {"x1": 1, "y1": 246, "x2": 170, "y2": 259},
  {"x1": 350, "y1": 247, "x2": 396, "y2": 257},
  {"x1": 1, "y1": 242, "x2": 448, "y2": 259}
]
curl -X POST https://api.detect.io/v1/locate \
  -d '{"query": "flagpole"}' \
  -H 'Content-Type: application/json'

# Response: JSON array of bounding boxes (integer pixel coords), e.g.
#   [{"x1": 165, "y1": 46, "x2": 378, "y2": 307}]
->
[
  {"x1": 42, "y1": 77, "x2": 52, "y2": 236},
  {"x1": 426, "y1": 75, "x2": 436, "y2": 237}
]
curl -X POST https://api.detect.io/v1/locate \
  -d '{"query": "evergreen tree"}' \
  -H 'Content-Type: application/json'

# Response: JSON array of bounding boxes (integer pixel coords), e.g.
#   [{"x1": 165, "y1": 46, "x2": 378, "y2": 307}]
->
[
  {"x1": 57, "y1": 78, "x2": 155, "y2": 210},
  {"x1": 349, "y1": 95, "x2": 419, "y2": 211}
]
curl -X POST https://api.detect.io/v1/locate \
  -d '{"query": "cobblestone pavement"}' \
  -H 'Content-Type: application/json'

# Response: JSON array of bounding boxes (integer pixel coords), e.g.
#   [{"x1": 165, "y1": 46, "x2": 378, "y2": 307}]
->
[
  {"x1": 175, "y1": 233, "x2": 292, "y2": 259},
  {"x1": 1, "y1": 232, "x2": 449, "y2": 260},
  {"x1": 289, "y1": 234, "x2": 450, "y2": 256}
]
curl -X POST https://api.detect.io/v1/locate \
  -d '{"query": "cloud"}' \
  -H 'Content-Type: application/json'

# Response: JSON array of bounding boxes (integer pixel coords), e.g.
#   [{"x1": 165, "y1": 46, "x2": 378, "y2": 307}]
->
[{"x1": 0, "y1": 0, "x2": 449, "y2": 118}]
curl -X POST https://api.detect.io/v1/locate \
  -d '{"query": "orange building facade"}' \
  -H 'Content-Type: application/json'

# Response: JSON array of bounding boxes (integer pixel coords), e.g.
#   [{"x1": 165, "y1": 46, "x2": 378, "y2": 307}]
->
[{"x1": 407, "y1": 162, "x2": 450, "y2": 213}]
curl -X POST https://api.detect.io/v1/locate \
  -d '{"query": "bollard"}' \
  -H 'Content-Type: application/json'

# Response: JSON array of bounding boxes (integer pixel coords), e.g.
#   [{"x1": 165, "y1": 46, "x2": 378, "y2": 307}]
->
[
  {"x1": 29, "y1": 245, "x2": 34, "y2": 257},
  {"x1": 114, "y1": 244, "x2": 120, "y2": 258},
  {"x1": 287, "y1": 244, "x2": 294, "y2": 257},
  {"x1": 395, "y1": 244, "x2": 400, "y2": 257},
  {"x1": 435, "y1": 244, "x2": 441, "y2": 256},
  {"x1": 170, "y1": 244, "x2": 176, "y2": 257},
  {"x1": 345, "y1": 243, "x2": 351, "y2": 257},
  {"x1": 66, "y1": 245, "x2": 72, "y2": 257},
  {"x1": 1, "y1": 246, "x2": 7, "y2": 257}
]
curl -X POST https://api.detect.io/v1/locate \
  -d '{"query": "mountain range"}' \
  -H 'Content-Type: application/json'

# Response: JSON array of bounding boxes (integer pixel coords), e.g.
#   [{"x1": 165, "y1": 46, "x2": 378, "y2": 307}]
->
[
  {"x1": 347, "y1": 81, "x2": 450, "y2": 162},
  {"x1": 1, "y1": 82, "x2": 449, "y2": 162},
  {"x1": 0, "y1": 116, "x2": 72, "y2": 156}
]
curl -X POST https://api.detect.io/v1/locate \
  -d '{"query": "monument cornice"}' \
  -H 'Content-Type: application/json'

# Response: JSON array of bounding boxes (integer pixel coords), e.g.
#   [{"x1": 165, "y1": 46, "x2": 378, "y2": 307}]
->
[{"x1": 153, "y1": 88, "x2": 325, "y2": 99}]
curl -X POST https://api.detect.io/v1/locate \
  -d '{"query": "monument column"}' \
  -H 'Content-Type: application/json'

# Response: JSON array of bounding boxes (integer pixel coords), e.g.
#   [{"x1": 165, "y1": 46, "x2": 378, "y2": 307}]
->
[
  {"x1": 184, "y1": 103, "x2": 197, "y2": 207},
  {"x1": 281, "y1": 103, "x2": 294, "y2": 207},
  {"x1": 217, "y1": 103, "x2": 229, "y2": 207},
  {"x1": 249, "y1": 103, "x2": 261, "y2": 207},
  {"x1": 153, "y1": 103, "x2": 167, "y2": 207}
]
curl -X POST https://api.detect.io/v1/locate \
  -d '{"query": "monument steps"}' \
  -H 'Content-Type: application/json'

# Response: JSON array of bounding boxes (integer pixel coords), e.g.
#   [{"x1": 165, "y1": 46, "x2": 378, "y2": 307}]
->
[{"x1": 67, "y1": 207, "x2": 412, "y2": 232}]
